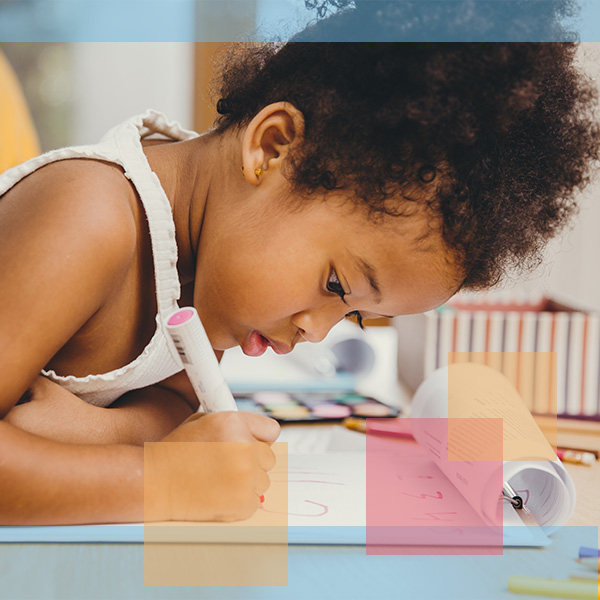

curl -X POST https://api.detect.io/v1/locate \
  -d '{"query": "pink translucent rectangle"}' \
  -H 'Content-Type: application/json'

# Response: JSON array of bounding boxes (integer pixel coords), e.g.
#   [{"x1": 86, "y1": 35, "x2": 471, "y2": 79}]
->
[{"x1": 366, "y1": 418, "x2": 503, "y2": 555}]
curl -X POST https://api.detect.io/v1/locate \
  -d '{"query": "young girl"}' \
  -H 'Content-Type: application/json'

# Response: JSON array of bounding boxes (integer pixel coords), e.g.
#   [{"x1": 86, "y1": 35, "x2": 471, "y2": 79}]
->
[{"x1": 0, "y1": 41, "x2": 598, "y2": 525}]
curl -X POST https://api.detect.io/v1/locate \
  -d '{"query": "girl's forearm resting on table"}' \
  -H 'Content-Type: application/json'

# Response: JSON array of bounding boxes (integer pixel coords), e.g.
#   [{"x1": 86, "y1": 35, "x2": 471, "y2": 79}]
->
[
  {"x1": 0, "y1": 420, "x2": 145, "y2": 525},
  {"x1": 0, "y1": 384, "x2": 278, "y2": 525},
  {"x1": 0, "y1": 382, "x2": 196, "y2": 524},
  {"x1": 3, "y1": 377, "x2": 195, "y2": 446}
]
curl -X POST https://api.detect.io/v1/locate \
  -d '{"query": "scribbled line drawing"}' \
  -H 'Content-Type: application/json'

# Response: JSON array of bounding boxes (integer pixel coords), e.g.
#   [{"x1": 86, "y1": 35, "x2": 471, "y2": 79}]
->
[
  {"x1": 262, "y1": 470, "x2": 345, "y2": 517},
  {"x1": 271, "y1": 479, "x2": 344, "y2": 486},
  {"x1": 401, "y1": 491, "x2": 444, "y2": 500},
  {"x1": 412, "y1": 512, "x2": 457, "y2": 521},
  {"x1": 273, "y1": 468, "x2": 337, "y2": 475},
  {"x1": 261, "y1": 500, "x2": 329, "y2": 518}
]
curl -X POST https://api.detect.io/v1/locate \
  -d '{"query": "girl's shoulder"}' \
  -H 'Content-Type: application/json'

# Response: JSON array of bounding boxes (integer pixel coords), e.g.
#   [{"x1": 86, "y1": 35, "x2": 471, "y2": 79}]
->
[
  {"x1": 7, "y1": 157, "x2": 137, "y2": 232},
  {"x1": 19, "y1": 156, "x2": 134, "y2": 197},
  {"x1": 2, "y1": 156, "x2": 140, "y2": 277}
]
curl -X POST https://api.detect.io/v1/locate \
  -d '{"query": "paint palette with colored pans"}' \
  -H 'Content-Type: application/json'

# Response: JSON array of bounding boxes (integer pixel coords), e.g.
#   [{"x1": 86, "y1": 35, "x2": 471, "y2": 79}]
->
[{"x1": 233, "y1": 391, "x2": 400, "y2": 423}]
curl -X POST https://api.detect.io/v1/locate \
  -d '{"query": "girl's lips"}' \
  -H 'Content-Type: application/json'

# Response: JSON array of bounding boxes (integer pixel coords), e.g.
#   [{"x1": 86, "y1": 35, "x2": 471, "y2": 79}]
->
[
  {"x1": 241, "y1": 331, "x2": 292, "y2": 357},
  {"x1": 241, "y1": 331, "x2": 269, "y2": 357}
]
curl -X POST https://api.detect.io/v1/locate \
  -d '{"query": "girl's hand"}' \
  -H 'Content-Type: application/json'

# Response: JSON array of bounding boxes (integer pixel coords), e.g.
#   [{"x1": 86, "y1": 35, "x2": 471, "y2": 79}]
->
[
  {"x1": 161, "y1": 410, "x2": 280, "y2": 443},
  {"x1": 144, "y1": 411, "x2": 280, "y2": 522}
]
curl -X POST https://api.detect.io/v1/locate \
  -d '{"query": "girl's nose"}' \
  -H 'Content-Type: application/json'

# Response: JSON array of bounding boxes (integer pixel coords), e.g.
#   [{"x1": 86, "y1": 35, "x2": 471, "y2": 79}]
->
[{"x1": 292, "y1": 307, "x2": 343, "y2": 344}]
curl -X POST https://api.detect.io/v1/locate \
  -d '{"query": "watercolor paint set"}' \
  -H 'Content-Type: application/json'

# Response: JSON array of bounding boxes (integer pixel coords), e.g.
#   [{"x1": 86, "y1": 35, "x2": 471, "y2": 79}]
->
[{"x1": 234, "y1": 391, "x2": 400, "y2": 423}]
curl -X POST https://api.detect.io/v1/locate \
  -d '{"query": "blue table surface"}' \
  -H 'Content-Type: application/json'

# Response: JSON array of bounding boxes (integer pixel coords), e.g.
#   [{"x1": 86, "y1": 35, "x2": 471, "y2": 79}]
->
[{"x1": 0, "y1": 526, "x2": 597, "y2": 600}]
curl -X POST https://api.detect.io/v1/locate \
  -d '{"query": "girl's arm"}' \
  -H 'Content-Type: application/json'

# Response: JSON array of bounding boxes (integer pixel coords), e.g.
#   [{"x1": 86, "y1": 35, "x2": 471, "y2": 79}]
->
[
  {"x1": 0, "y1": 420, "x2": 145, "y2": 525},
  {"x1": 0, "y1": 162, "x2": 152, "y2": 524},
  {"x1": 4, "y1": 373, "x2": 197, "y2": 445},
  {"x1": 0, "y1": 162, "x2": 279, "y2": 524},
  {"x1": 0, "y1": 160, "x2": 139, "y2": 417},
  {"x1": 0, "y1": 408, "x2": 279, "y2": 525}
]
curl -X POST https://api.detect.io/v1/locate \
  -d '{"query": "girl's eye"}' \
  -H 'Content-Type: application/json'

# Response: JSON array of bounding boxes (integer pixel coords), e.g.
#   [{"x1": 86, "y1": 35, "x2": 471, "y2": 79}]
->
[
  {"x1": 326, "y1": 269, "x2": 365, "y2": 329},
  {"x1": 326, "y1": 268, "x2": 346, "y2": 302}
]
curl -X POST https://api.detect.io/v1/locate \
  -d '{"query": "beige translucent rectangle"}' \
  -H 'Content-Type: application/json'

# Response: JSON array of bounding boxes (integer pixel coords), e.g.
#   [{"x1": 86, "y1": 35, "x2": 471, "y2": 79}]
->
[
  {"x1": 144, "y1": 442, "x2": 288, "y2": 586},
  {"x1": 447, "y1": 352, "x2": 558, "y2": 451},
  {"x1": 447, "y1": 360, "x2": 557, "y2": 462},
  {"x1": 144, "y1": 541, "x2": 288, "y2": 587}
]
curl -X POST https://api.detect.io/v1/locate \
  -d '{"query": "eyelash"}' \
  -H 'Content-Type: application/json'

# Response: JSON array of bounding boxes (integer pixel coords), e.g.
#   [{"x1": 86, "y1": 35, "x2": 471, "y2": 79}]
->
[
  {"x1": 346, "y1": 311, "x2": 365, "y2": 330},
  {"x1": 326, "y1": 268, "x2": 365, "y2": 330}
]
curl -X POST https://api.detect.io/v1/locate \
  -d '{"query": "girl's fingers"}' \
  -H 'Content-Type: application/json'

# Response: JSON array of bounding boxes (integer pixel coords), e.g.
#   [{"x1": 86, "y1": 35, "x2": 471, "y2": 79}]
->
[
  {"x1": 239, "y1": 412, "x2": 281, "y2": 444},
  {"x1": 256, "y1": 443, "x2": 277, "y2": 472},
  {"x1": 255, "y1": 469, "x2": 271, "y2": 495}
]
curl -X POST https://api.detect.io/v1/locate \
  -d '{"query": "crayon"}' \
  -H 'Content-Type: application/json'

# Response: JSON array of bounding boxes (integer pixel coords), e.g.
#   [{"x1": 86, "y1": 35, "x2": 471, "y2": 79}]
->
[
  {"x1": 507, "y1": 575, "x2": 597, "y2": 599},
  {"x1": 576, "y1": 558, "x2": 600, "y2": 572}
]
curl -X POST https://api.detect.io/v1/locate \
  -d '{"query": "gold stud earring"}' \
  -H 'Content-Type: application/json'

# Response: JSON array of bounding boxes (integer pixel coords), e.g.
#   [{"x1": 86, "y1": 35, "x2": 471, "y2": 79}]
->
[{"x1": 254, "y1": 167, "x2": 263, "y2": 177}]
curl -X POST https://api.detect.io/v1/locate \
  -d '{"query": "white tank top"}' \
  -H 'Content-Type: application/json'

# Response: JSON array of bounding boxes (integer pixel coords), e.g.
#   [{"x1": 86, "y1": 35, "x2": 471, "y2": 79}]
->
[{"x1": 0, "y1": 110, "x2": 199, "y2": 407}]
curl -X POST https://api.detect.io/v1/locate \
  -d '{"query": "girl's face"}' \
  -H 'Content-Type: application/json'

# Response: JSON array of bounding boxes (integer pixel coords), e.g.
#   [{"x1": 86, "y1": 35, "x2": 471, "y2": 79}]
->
[{"x1": 193, "y1": 191, "x2": 462, "y2": 357}]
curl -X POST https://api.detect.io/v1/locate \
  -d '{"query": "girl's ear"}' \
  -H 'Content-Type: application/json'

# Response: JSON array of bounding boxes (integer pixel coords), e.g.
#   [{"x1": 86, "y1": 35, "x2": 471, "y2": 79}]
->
[{"x1": 240, "y1": 102, "x2": 305, "y2": 186}]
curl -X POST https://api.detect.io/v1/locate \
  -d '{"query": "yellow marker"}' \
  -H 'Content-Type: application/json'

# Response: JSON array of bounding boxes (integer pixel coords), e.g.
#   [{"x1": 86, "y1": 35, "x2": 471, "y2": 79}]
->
[
  {"x1": 508, "y1": 575, "x2": 598, "y2": 599},
  {"x1": 343, "y1": 417, "x2": 367, "y2": 433}
]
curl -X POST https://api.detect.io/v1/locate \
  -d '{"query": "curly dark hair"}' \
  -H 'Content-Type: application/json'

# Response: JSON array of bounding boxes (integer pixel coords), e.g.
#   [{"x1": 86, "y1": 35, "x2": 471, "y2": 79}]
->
[
  {"x1": 212, "y1": 41, "x2": 600, "y2": 290},
  {"x1": 297, "y1": 0, "x2": 580, "y2": 42}
]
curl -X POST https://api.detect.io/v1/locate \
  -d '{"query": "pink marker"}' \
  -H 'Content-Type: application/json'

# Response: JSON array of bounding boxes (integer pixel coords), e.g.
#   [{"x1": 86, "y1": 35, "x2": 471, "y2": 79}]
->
[{"x1": 166, "y1": 307, "x2": 238, "y2": 413}]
